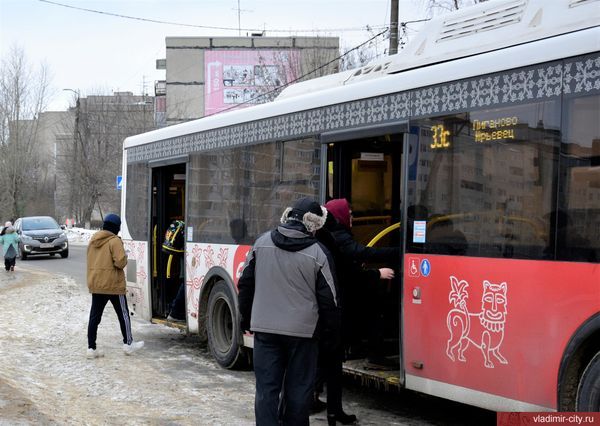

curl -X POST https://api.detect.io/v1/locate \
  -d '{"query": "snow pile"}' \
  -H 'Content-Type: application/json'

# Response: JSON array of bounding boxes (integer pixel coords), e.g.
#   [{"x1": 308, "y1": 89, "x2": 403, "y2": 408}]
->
[
  {"x1": 0, "y1": 269, "x2": 416, "y2": 425},
  {"x1": 0, "y1": 268, "x2": 257, "y2": 425},
  {"x1": 66, "y1": 227, "x2": 97, "y2": 246}
]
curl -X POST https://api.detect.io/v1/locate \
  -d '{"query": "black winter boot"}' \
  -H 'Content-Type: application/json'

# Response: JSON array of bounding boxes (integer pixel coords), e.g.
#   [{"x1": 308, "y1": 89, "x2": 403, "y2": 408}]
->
[{"x1": 327, "y1": 411, "x2": 357, "y2": 425}]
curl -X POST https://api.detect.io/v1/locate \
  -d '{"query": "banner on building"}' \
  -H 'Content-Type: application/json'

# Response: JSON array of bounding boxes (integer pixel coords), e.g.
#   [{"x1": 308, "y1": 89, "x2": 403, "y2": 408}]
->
[{"x1": 205, "y1": 50, "x2": 300, "y2": 116}]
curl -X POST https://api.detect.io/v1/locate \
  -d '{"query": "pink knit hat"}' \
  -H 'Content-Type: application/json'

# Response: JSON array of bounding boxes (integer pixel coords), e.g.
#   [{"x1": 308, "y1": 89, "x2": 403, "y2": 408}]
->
[{"x1": 324, "y1": 199, "x2": 351, "y2": 229}]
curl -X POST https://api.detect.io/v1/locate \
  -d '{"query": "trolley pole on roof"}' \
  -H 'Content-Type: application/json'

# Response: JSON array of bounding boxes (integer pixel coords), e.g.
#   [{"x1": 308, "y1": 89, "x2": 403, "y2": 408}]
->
[{"x1": 389, "y1": 0, "x2": 399, "y2": 55}]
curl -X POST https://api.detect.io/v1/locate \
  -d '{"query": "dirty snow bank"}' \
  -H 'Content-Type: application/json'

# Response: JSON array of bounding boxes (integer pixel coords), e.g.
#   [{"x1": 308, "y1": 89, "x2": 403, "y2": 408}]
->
[
  {"x1": 66, "y1": 227, "x2": 97, "y2": 246},
  {"x1": 0, "y1": 269, "x2": 256, "y2": 425},
  {"x1": 0, "y1": 268, "x2": 435, "y2": 426}
]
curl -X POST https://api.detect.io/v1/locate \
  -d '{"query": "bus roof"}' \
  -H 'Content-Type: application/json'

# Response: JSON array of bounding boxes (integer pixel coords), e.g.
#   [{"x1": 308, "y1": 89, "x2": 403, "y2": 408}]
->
[
  {"x1": 123, "y1": 0, "x2": 599, "y2": 150},
  {"x1": 277, "y1": 0, "x2": 599, "y2": 98}
]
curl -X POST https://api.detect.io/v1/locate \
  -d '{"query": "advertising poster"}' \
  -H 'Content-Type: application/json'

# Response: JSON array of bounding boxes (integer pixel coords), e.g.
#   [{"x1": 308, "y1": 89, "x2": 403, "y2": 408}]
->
[{"x1": 205, "y1": 50, "x2": 299, "y2": 115}]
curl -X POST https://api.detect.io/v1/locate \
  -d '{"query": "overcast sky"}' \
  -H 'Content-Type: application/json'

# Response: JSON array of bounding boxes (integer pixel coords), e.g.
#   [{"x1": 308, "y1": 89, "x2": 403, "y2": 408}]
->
[{"x1": 0, "y1": 0, "x2": 427, "y2": 112}]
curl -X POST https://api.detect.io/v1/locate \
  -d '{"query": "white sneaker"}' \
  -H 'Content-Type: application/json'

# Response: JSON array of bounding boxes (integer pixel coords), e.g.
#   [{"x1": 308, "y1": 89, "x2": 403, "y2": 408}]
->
[
  {"x1": 167, "y1": 315, "x2": 185, "y2": 323},
  {"x1": 123, "y1": 341, "x2": 144, "y2": 355},
  {"x1": 86, "y1": 348, "x2": 104, "y2": 359}
]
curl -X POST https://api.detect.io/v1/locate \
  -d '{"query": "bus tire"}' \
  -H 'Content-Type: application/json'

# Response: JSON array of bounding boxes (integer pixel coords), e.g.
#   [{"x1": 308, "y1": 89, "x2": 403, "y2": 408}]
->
[
  {"x1": 207, "y1": 280, "x2": 245, "y2": 369},
  {"x1": 576, "y1": 351, "x2": 600, "y2": 411}
]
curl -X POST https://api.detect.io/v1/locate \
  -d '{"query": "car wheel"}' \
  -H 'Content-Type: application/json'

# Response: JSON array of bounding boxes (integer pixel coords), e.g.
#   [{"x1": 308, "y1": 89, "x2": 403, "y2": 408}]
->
[
  {"x1": 60, "y1": 249, "x2": 69, "y2": 258},
  {"x1": 20, "y1": 247, "x2": 27, "y2": 261}
]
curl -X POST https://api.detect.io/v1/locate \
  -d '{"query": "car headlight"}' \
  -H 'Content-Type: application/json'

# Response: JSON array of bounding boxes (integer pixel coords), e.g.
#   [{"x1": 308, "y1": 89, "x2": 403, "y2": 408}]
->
[{"x1": 20, "y1": 234, "x2": 33, "y2": 242}]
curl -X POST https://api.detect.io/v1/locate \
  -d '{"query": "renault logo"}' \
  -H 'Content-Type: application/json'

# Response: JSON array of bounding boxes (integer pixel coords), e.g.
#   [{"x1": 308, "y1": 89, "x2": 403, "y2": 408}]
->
[{"x1": 44, "y1": 236, "x2": 49, "y2": 243}]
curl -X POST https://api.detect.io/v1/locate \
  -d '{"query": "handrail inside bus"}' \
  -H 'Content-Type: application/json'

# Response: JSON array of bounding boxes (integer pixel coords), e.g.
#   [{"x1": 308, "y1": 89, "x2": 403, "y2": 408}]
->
[
  {"x1": 352, "y1": 215, "x2": 391, "y2": 224},
  {"x1": 364, "y1": 211, "x2": 545, "y2": 248},
  {"x1": 428, "y1": 212, "x2": 545, "y2": 239},
  {"x1": 367, "y1": 222, "x2": 401, "y2": 247}
]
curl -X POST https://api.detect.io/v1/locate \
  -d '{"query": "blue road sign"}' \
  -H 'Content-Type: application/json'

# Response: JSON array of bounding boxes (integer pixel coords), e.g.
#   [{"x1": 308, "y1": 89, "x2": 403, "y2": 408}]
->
[{"x1": 116, "y1": 175, "x2": 123, "y2": 190}]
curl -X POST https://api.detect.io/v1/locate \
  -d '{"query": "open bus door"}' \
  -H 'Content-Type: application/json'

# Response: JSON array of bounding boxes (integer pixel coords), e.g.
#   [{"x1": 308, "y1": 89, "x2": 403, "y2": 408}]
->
[
  {"x1": 324, "y1": 130, "x2": 406, "y2": 388},
  {"x1": 150, "y1": 163, "x2": 186, "y2": 326}
]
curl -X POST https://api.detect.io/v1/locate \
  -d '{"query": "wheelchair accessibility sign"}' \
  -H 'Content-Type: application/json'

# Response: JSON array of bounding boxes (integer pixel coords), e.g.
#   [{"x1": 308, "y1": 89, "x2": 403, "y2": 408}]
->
[
  {"x1": 407, "y1": 257, "x2": 432, "y2": 278},
  {"x1": 408, "y1": 257, "x2": 420, "y2": 277}
]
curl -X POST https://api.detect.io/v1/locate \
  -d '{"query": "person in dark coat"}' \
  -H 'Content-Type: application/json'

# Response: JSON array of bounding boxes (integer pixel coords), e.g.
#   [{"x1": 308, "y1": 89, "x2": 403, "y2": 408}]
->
[
  {"x1": 238, "y1": 197, "x2": 340, "y2": 426},
  {"x1": 311, "y1": 199, "x2": 398, "y2": 425},
  {"x1": 324, "y1": 199, "x2": 399, "y2": 368},
  {"x1": 314, "y1": 212, "x2": 360, "y2": 425}
]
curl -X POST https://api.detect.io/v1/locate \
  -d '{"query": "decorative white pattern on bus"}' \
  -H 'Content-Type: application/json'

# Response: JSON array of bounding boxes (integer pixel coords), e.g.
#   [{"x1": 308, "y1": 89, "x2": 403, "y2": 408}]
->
[
  {"x1": 446, "y1": 277, "x2": 508, "y2": 369},
  {"x1": 185, "y1": 242, "x2": 247, "y2": 334},
  {"x1": 123, "y1": 240, "x2": 151, "y2": 320},
  {"x1": 126, "y1": 52, "x2": 599, "y2": 163}
]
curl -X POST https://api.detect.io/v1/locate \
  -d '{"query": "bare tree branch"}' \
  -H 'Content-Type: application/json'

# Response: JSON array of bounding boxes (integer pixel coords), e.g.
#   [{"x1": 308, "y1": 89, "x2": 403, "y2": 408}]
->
[
  {"x1": 59, "y1": 91, "x2": 154, "y2": 226},
  {"x1": 0, "y1": 46, "x2": 51, "y2": 220},
  {"x1": 425, "y1": 0, "x2": 489, "y2": 17}
]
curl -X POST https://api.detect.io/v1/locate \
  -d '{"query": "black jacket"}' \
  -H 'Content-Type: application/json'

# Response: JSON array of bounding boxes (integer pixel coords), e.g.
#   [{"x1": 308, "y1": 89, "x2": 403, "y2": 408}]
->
[
  {"x1": 327, "y1": 220, "x2": 400, "y2": 285},
  {"x1": 318, "y1": 219, "x2": 399, "y2": 345}
]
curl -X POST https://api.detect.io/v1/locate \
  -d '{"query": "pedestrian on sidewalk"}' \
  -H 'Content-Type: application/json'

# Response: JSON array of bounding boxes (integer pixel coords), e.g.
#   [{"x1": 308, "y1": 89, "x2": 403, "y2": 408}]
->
[
  {"x1": 0, "y1": 221, "x2": 19, "y2": 272},
  {"x1": 86, "y1": 213, "x2": 144, "y2": 358},
  {"x1": 238, "y1": 197, "x2": 340, "y2": 426}
]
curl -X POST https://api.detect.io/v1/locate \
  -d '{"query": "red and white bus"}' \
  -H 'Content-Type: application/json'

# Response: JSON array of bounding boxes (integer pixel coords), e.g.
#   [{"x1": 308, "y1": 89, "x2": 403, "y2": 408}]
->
[{"x1": 121, "y1": 0, "x2": 599, "y2": 412}]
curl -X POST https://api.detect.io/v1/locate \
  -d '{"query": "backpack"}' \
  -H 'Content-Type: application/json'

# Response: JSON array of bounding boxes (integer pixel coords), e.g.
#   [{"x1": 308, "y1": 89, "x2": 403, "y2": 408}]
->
[{"x1": 162, "y1": 220, "x2": 185, "y2": 255}]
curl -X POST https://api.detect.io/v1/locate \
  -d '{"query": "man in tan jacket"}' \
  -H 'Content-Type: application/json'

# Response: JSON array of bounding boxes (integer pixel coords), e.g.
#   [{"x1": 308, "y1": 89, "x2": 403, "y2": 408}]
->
[{"x1": 86, "y1": 213, "x2": 144, "y2": 358}]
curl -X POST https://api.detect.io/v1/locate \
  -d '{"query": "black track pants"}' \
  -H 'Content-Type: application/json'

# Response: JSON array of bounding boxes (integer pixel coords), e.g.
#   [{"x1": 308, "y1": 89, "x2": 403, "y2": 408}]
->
[{"x1": 87, "y1": 293, "x2": 133, "y2": 349}]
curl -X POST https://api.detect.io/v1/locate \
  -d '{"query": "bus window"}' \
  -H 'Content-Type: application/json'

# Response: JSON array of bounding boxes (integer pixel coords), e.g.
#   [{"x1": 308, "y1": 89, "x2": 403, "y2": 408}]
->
[
  {"x1": 557, "y1": 93, "x2": 600, "y2": 262},
  {"x1": 187, "y1": 138, "x2": 320, "y2": 244},
  {"x1": 408, "y1": 99, "x2": 561, "y2": 260},
  {"x1": 125, "y1": 162, "x2": 150, "y2": 241}
]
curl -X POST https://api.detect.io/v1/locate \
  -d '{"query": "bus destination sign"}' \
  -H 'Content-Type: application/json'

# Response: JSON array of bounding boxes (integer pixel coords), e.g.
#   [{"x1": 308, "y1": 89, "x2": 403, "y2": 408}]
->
[{"x1": 473, "y1": 116, "x2": 518, "y2": 143}]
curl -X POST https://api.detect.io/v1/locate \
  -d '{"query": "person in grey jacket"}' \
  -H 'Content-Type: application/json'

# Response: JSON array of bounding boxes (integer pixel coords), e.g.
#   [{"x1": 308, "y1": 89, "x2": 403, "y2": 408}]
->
[{"x1": 238, "y1": 197, "x2": 340, "y2": 426}]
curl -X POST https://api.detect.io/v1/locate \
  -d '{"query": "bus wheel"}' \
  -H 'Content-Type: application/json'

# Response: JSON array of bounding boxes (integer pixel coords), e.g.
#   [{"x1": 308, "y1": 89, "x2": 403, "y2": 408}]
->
[
  {"x1": 577, "y1": 351, "x2": 600, "y2": 411},
  {"x1": 207, "y1": 280, "x2": 245, "y2": 369}
]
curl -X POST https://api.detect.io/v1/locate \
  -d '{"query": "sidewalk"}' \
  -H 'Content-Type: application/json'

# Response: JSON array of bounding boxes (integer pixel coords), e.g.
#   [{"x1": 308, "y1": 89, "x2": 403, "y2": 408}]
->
[
  {"x1": 0, "y1": 268, "x2": 257, "y2": 425},
  {"x1": 0, "y1": 268, "x2": 476, "y2": 425}
]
